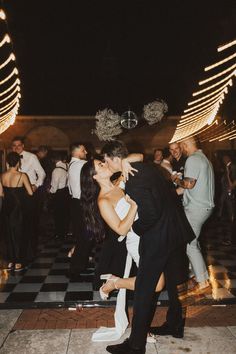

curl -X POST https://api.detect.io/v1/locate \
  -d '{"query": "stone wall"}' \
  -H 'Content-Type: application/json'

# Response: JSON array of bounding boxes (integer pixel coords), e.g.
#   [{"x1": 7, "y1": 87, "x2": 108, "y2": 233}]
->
[{"x1": 0, "y1": 115, "x2": 234, "y2": 157}]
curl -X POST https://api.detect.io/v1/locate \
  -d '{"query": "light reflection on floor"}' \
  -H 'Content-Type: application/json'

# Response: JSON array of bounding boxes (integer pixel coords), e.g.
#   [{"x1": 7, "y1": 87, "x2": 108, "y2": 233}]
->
[{"x1": 0, "y1": 218, "x2": 235, "y2": 307}]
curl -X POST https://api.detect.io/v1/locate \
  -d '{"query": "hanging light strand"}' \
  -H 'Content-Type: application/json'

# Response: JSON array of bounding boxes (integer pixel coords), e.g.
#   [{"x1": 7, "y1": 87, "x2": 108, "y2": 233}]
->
[
  {"x1": 0, "y1": 8, "x2": 21, "y2": 134},
  {"x1": 170, "y1": 38, "x2": 236, "y2": 143}
]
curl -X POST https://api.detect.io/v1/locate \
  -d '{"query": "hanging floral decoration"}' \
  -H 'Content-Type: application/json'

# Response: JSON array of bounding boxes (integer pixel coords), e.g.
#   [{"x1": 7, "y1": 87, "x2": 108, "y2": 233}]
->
[
  {"x1": 143, "y1": 99, "x2": 168, "y2": 125},
  {"x1": 94, "y1": 108, "x2": 122, "y2": 141},
  {"x1": 94, "y1": 99, "x2": 168, "y2": 141}
]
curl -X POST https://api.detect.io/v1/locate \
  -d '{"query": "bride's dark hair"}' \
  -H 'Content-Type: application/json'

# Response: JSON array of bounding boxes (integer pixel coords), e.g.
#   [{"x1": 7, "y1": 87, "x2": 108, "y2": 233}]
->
[{"x1": 80, "y1": 159, "x2": 105, "y2": 243}]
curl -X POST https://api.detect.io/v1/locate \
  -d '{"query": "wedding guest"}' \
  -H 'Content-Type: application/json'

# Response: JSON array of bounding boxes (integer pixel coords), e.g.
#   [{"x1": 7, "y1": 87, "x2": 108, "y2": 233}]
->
[
  {"x1": 50, "y1": 151, "x2": 70, "y2": 239},
  {"x1": 11, "y1": 136, "x2": 46, "y2": 256},
  {"x1": 153, "y1": 148, "x2": 163, "y2": 165},
  {"x1": 12, "y1": 137, "x2": 46, "y2": 191},
  {"x1": 1, "y1": 152, "x2": 33, "y2": 271},
  {"x1": 169, "y1": 142, "x2": 186, "y2": 177},
  {"x1": 218, "y1": 154, "x2": 236, "y2": 245},
  {"x1": 172, "y1": 137, "x2": 215, "y2": 293},
  {"x1": 37, "y1": 145, "x2": 50, "y2": 171},
  {"x1": 0, "y1": 180, "x2": 3, "y2": 212},
  {"x1": 67, "y1": 142, "x2": 88, "y2": 279},
  {"x1": 161, "y1": 147, "x2": 173, "y2": 174}
]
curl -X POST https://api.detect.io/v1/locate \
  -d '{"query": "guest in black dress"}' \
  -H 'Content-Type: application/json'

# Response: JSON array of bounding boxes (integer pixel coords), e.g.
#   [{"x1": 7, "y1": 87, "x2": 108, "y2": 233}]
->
[{"x1": 1, "y1": 152, "x2": 33, "y2": 271}]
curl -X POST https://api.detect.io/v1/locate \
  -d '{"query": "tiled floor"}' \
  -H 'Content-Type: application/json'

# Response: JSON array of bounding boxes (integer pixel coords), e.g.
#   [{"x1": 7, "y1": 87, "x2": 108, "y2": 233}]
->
[{"x1": 0, "y1": 218, "x2": 235, "y2": 308}]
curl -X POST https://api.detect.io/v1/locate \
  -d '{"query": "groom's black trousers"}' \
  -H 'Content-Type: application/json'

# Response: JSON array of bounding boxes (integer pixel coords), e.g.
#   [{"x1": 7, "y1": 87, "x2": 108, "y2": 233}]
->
[{"x1": 129, "y1": 244, "x2": 187, "y2": 349}]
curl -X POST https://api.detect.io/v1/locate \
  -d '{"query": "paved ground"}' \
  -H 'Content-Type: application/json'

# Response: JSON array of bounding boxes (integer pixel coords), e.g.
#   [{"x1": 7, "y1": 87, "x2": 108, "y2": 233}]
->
[
  {"x1": 0, "y1": 309, "x2": 236, "y2": 353},
  {"x1": 0, "y1": 307, "x2": 236, "y2": 353}
]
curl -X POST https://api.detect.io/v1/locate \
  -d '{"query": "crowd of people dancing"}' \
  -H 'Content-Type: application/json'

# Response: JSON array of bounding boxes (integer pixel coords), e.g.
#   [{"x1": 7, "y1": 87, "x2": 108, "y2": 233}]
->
[{"x1": 0, "y1": 135, "x2": 236, "y2": 353}]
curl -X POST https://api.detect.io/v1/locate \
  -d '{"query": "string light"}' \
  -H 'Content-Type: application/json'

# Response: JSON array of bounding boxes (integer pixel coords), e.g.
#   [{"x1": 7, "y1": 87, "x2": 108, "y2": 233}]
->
[
  {"x1": 218, "y1": 39, "x2": 236, "y2": 52},
  {"x1": 209, "y1": 127, "x2": 236, "y2": 142},
  {"x1": 199, "y1": 63, "x2": 236, "y2": 85},
  {"x1": 199, "y1": 120, "x2": 232, "y2": 142},
  {"x1": 0, "y1": 53, "x2": 16, "y2": 70},
  {"x1": 229, "y1": 133, "x2": 236, "y2": 140},
  {"x1": 0, "y1": 78, "x2": 20, "y2": 97},
  {"x1": 0, "y1": 99, "x2": 19, "y2": 115},
  {"x1": 184, "y1": 92, "x2": 224, "y2": 113},
  {"x1": 218, "y1": 130, "x2": 236, "y2": 141},
  {"x1": 0, "y1": 34, "x2": 10, "y2": 47},
  {"x1": 193, "y1": 72, "x2": 234, "y2": 96},
  {"x1": 181, "y1": 97, "x2": 221, "y2": 119},
  {"x1": 188, "y1": 84, "x2": 228, "y2": 106},
  {"x1": 0, "y1": 67, "x2": 18, "y2": 85},
  {"x1": 0, "y1": 104, "x2": 19, "y2": 123},
  {"x1": 0, "y1": 10, "x2": 6, "y2": 20},
  {"x1": 205, "y1": 52, "x2": 236, "y2": 71},
  {"x1": 0, "y1": 92, "x2": 20, "y2": 111},
  {"x1": 170, "y1": 38, "x2": 236, "y2": 143},
  {"x1": 0, "y1": 85, "x2": 20, "y2": 104},
  {"x1": 0, "y1": 8, "x2": 21, "y2": 135},
  {"x1": 179, "y1": 107, "x2": 219, "y2": 129}
]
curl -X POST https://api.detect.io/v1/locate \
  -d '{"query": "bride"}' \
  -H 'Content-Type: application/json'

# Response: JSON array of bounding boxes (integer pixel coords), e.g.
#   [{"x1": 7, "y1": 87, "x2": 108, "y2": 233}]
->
[{"x1": 80, "y1": 157, "x2": 164, "y2": 341}]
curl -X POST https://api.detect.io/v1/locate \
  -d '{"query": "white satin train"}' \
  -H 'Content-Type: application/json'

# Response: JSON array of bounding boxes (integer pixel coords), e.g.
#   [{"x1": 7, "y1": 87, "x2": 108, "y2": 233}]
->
[{"x1": 92, "y1": 231, "x2": 140, "y2": 342}]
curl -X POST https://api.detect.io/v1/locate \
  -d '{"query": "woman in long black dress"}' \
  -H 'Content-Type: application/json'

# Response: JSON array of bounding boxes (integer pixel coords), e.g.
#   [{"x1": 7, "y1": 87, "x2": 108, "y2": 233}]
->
[{"x1": 1, "y1": 152, "x2": 33, "y2": 271}]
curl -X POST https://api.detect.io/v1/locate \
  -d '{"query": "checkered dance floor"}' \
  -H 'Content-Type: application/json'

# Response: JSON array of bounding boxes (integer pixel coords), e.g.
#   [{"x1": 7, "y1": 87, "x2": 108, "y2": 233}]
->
[{"x1": 0, "y1": 218, "x2": 235, "y2": 308}]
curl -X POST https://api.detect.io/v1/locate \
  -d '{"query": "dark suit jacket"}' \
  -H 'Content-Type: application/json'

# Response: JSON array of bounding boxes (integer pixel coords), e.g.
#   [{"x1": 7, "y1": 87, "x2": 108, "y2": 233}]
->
[{"x1": 125, "y1": 162, "x2": 195, "y2": 256}]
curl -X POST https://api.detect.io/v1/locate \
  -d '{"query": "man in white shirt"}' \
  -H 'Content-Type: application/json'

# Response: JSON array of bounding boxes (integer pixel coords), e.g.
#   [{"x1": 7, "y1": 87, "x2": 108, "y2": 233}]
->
[
  {"x1": 12, "y1": 136, "x2": 46, "y2": 256},
  {"x1": 50, "y1": 152, "x2": 69, "y2": 239},
  {"x1": 12, "y1": 137, "x2": 46, "y2": 191},
  {"x1": 67, "y1": 142, "x2": 88, "y2": 279}
]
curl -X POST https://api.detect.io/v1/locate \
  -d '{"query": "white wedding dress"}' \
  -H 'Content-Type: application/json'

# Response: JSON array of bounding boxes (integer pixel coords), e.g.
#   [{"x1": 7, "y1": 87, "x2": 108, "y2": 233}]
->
[{"x1": 92, "y1": 196, "x2": 140, "y2": 342}]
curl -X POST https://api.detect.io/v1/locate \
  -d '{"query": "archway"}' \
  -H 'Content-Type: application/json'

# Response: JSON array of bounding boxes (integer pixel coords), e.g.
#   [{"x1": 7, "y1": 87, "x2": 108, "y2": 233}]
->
[{"x1": 26, "y1": 125, "x2": 70, "y2": 150}]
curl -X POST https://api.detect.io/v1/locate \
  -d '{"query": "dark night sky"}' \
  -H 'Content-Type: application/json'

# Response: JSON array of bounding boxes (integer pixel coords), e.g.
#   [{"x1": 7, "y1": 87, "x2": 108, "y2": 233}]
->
[{"x1": 2, "y1": 0, "x2": 236, "y2": 118}]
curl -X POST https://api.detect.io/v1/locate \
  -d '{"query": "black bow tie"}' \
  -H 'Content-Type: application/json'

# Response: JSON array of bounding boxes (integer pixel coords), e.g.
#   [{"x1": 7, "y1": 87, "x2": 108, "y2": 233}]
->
[{"x1": 20, "y1": 155, "x2": 23, "y2": 159}]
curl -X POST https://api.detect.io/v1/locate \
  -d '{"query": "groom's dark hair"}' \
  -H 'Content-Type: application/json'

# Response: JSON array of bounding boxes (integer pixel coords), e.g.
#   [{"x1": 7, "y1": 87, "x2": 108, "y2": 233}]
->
[{"x1": 101, "y1": 140, "x2": 129, "y2": 159}]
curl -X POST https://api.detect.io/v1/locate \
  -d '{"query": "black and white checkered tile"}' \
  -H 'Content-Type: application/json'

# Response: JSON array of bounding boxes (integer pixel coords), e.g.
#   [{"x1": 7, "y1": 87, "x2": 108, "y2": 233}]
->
[{"x1": 0, "y1": 219, "x2": 235, "y2": 308}]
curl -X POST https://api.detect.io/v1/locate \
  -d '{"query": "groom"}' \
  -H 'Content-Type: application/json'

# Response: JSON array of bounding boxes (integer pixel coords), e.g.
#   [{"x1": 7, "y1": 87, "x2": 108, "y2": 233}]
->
[{"x1": 102, "y1": 141, "x2": 195, "y2": 354}]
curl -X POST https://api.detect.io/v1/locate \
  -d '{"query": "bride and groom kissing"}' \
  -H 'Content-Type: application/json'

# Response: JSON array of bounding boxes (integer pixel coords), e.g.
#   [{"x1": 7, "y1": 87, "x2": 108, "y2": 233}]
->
[{"x1": 80, "y1": 140, "x2": 195, "y2": 354}]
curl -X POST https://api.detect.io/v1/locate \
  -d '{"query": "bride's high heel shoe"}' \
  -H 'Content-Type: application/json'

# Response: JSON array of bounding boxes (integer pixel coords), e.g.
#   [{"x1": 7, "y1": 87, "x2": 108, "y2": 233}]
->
[{"x1": 99, "y1": 274, "x2": 120, "y2": 300}]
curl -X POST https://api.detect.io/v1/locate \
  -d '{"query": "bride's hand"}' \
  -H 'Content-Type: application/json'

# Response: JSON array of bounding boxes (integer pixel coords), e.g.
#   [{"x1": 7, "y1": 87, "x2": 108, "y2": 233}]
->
[
  {"x1": 125, "y1": 194, "x2": 137, "y2": 208},
  {"x1": 121, "y1": 159, "x2": 138, "y2": 182}
]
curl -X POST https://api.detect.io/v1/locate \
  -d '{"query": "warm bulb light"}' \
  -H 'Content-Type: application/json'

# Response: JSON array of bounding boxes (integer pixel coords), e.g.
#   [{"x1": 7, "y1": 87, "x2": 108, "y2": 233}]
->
[
  {"x1": 205, "y1": 52, "x2": 236, "y2": 72},
  {"x1": 193, "y1": 74, "x2": 234, "y2": 97},
  {"x1": 0, "y1": 85, "x2": 20, "y2": 103},
  {"x1": 0, "y1": 53, "x2": 16, "y2": 70},
  {"x1": 0, "y1": 34, "x2": 11, "y2": 47},
  {"x1": 218, "y1": 39, "x2": 236, "y2": 52},
  {"x1": 0, "y1": 9, "x2": 6, "y2": 20},
  {"x1": 0, "y1": 68, "x2": 19, "y2": 85},
  {"x1": 200, "y1": 64, "x2": 236, "y2": 85}
]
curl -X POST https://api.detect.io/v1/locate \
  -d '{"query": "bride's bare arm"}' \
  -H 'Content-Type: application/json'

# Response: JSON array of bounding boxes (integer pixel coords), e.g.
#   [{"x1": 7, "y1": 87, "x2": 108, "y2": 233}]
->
[
  {"x1": 98, "y1": 196, "x2": 138, "y2": 236},
  {"x1": 121, "y1": 153, "x2": 143, "y2": 181},
  {"x1": 126, "y1": 153, "x2": 143, "y2": 163}
]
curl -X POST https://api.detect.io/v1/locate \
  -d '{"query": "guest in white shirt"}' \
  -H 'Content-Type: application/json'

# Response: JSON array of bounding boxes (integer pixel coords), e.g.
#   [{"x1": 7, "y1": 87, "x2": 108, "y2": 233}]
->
[
  {"x1": 67, "y1": 142, "x2": 88, "y2": 280},
  {"x1": 50, "y1": 151, "x2": 69, "y2": 239},
  {"x1": 11, "y1": 137, "x2": 46, "y2": 191},
  {"x1": 11, "y1": 136, "x2": 46, "y2": 257}
]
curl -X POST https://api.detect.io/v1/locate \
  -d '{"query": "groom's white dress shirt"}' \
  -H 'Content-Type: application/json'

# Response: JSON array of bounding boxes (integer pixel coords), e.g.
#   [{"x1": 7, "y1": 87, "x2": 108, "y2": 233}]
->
[{"x1": 19, "y1": 150, "x2": 46, "y2": 187}]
